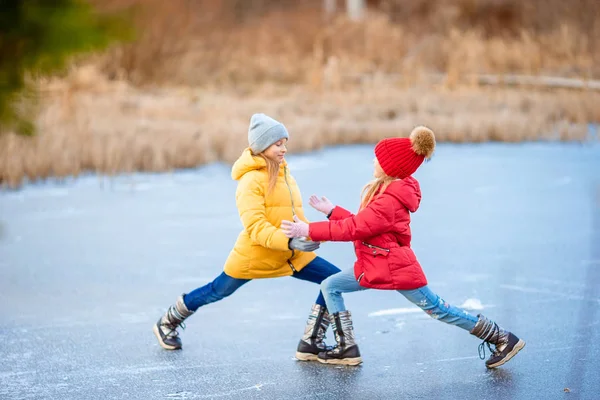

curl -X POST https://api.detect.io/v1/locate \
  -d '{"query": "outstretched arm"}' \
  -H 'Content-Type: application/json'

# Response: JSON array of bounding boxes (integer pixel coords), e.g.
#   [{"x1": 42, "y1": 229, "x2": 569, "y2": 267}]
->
[
  {"x1": 327, "y1": 206, "x2": 354, "y2": 220},
  {"x1": 310, "y1": 194, "x2": 396, "y2": 242},
  {"x1": 282, "y1": 194, "x2": 396, "y2": 243}
]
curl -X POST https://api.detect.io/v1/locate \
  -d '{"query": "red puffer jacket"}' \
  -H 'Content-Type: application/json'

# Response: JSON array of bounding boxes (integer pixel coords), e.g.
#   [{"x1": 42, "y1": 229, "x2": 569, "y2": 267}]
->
[{"x1": 308, "y1": 176, "x2": 428, "y2": 290}]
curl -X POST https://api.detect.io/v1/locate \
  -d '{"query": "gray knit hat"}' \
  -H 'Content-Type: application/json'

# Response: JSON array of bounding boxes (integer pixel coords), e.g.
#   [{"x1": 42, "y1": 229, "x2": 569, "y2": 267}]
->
[{"x1": 248, "y1": 113, "x2": 289, "y2": 154}]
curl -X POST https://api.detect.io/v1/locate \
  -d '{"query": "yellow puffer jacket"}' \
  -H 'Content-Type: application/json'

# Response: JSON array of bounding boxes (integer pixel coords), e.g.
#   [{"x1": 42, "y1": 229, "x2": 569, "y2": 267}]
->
[{"x1": 223, "y1": 148, "x2": 317, "y2": 279}]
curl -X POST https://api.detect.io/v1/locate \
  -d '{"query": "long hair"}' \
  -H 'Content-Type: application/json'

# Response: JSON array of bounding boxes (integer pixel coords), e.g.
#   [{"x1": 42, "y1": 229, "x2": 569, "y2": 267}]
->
[
  {"x1": 258, "y1": 153, "x2": 280, "y2": 194},
  {"x1": 360, "y1": 175, "x2": 396, "y2": 209}
]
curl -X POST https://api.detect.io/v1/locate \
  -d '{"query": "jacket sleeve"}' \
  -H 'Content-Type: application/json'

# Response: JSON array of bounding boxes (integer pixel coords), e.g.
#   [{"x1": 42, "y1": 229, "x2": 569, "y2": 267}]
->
[
  {"x1": 328, "y1": 206, "x2": 354, "y2": 220},
  {"x1": 236, "y1": 174, "x2": 290, "y2": 251},
  {"x1": 309, "y1": 194, "x2": 395, "y2": 242}
]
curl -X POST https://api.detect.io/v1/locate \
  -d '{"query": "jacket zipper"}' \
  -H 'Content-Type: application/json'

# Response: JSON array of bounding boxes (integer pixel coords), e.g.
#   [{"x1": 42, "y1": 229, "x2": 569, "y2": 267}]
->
[
  {"x1": 283, "y1": 166, "x2": 296, "y2": 217},
  {"x1": 361, "y1": 241, "x2": 390, "y2": 253},
  {"x1": 287, "y1": 260, "x2": 297, "y2": 273},
  {"x1": 357, "y1": 272, "x2": 365, "y2": 283},
  {"x1": 283, "y1": 166, "x2": 297, "y2": 272}
]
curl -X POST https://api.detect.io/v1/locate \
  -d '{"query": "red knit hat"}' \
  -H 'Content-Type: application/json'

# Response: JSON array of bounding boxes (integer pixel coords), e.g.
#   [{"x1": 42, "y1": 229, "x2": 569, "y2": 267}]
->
[{"x1": 374, "y1": 126, "x2": 436, "y2": 179}]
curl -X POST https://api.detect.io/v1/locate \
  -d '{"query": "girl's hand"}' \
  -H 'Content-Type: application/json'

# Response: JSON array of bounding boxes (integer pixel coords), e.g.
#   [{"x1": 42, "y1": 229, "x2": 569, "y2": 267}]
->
[
  {"x1": 281, "y1": 216, "x2": 309, "y2": 238},
  {"x1": 309, "y1": 195, "x2": 334, "y2": 215}
]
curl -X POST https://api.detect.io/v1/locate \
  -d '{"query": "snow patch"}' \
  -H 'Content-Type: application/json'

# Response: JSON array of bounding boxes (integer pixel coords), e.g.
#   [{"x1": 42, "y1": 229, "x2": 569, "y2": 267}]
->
[
  {"x1": 368, "y1": 308, "x2": 422, "y2": 317},
  {"x1": 369, "y1": 299, "x2": 486, "y2": 317},
  {"x1": 459, "y1": 298, "x2": 485, "y2": 310}
]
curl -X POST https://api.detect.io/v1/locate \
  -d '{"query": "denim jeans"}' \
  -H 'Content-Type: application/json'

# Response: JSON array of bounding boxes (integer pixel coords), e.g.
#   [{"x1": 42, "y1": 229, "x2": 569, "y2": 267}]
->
[
  {"x1": 183, "y1": 256, "x2": 341, "y2": 312},
  {"x1": 320, "y1": 268, "x2": 478, "y2": 331}
]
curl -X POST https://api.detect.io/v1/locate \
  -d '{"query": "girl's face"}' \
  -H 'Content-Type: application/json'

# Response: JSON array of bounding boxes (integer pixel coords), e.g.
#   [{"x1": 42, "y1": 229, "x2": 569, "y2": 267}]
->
[
  {"x1": 263, "y1": 139, "x2": 288, "y2": 163},
  {"x1": 373, "y1": 158, "x2": 385, "y2": 178}
]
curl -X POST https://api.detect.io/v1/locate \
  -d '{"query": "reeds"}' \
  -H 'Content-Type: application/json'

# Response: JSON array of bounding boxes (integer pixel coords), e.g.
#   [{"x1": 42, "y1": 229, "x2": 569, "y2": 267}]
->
[
  {"x1": 2, "y1": 1, "x2": 599, "y2": 188},
  {"x1": 1, "y1": 68, "x2": 597, "y2": 188}
]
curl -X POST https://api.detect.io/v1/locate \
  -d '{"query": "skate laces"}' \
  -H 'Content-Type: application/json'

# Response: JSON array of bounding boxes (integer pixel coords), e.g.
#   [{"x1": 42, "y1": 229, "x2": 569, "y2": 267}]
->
[
  {"x1": 477, "y1": 320, "x2": 500, "y2": 360},
  {"x1": 327, "y1": 345, "x2": 343, "y2": 355},
  {"x1": 478, "y1": 341, "x2": 496, "y2": 360}
]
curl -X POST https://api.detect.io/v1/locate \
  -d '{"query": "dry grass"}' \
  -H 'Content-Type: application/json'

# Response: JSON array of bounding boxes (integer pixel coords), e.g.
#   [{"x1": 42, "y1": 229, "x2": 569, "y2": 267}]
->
[
  {"x1": 2, "y1": 1, "x2": 599, "y2": 188},
  {"x1": 94, "y1": 1, "x2": 600, "y2": 86},
  {"x1": 1, "y1": 65, "x2": 598, "y2": 188}
]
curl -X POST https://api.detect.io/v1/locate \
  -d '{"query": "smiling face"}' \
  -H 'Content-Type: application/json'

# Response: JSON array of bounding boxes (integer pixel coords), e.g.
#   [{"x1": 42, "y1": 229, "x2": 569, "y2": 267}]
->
[
  {"x1": 262, "y1": 139, "x2": 288, "y2": 163},
  {"x1": 373, "y1": 157, "x2": 386, "y2": 178}
]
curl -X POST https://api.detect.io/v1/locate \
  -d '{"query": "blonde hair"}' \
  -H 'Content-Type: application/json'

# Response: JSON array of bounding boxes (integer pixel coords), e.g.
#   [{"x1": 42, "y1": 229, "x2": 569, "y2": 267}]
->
[
  {"x1": 360, "y1": 175, "x2": 396, "y2": 209},
  {"x1": 258, "y1": 153, "x2": 280, "y2": 194}
]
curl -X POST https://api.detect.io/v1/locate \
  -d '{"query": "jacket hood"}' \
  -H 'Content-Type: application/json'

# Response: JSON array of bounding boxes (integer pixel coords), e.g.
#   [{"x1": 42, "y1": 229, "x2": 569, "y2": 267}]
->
[
  {"x1": 231, "y1": 148, "x2": 287, "y2": 181},
  {"x1": 386, "y1": 176, "x2": 421, "y2": 212}
]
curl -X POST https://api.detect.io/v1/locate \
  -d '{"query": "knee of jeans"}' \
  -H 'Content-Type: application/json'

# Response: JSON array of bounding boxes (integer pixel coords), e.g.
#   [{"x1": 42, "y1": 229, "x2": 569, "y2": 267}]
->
[
  {"x1": 213, "y1": 284, "x2": 237, "y2": 300},
  {"x1": 320, "y1": 278, "x2": 332, "y2": 294}
]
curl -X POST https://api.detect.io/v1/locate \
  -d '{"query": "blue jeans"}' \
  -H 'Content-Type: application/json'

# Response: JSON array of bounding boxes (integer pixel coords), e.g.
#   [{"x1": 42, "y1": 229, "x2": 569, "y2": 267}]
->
[
  {"x1": 320, "y1": 268, "x2": 478, "y2": 331},
  {"x1": 183, "y1": 256, "x2": 341, "y2": 312}
]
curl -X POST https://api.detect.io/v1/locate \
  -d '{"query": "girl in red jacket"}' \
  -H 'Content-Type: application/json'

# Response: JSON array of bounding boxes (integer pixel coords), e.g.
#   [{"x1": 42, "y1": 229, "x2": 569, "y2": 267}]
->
[{"x1": 281, "y1": 126, "x2": 525, "y2": 368}]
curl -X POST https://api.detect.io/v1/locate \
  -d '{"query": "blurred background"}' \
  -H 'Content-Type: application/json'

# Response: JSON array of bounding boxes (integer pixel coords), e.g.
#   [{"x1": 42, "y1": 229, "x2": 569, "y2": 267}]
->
[
  {"x1": 0, "y1": 0, "x2": 599, "y2": 188},
  {"x1": 2, "y1": 3, "x2": 600, "y2": 399}
]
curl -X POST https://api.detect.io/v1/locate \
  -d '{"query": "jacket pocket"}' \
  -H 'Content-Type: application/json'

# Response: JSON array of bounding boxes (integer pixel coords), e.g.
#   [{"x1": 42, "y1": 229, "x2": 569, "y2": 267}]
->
[{"x1": 356, "y1": 242, "x2": 390, "y2": 285}]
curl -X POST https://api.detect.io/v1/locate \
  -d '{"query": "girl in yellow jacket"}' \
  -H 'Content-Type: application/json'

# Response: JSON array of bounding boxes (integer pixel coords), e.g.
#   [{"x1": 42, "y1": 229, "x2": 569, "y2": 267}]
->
[{"x1": 153, "y1": 113, "x2": 341, "y2": 361}]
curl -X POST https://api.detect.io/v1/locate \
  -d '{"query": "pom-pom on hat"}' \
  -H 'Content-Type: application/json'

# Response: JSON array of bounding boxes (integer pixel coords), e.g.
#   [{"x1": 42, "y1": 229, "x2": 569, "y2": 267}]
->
[{"x1": 374, "y1": 126, "x2": 436, "y2": 179}]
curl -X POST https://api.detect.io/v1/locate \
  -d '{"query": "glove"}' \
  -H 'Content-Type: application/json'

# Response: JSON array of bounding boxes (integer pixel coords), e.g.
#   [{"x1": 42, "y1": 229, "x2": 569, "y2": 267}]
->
[
  {"x1": 309, "y1": 195, "x2": 335, "y2": 216},
  {"x1": 281, "y1": 216, "x2": 309, "y2": 238},
  {"x1": 288, "y1": 237, "x2": 320, "y2": 252}
]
